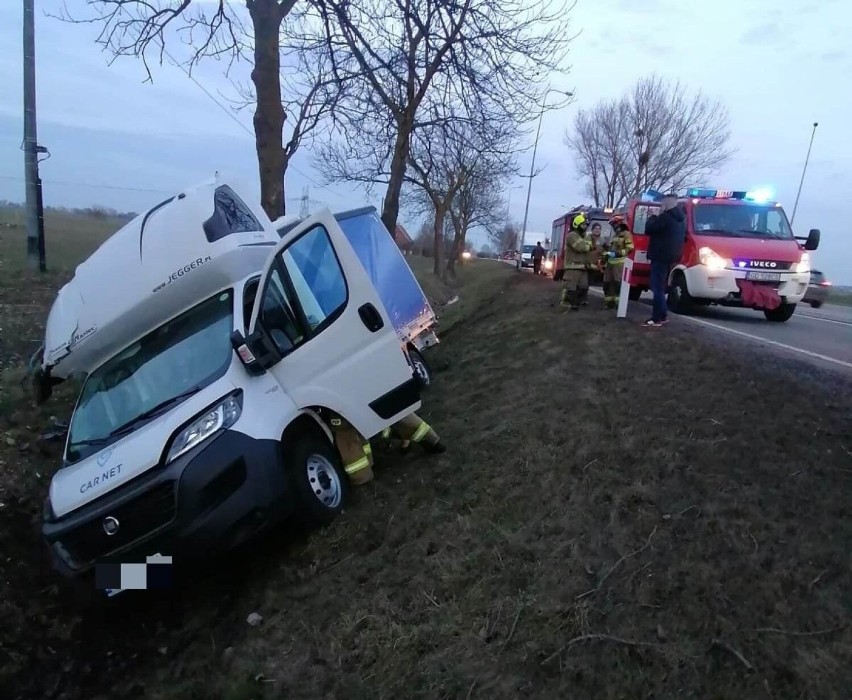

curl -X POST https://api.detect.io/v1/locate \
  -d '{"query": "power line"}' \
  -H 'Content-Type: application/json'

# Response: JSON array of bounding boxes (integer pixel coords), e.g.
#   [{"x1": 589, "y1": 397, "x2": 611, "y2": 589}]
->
[
  {"x1": 160, "y1": 47, "x2": 351, "y2": 200},
  {"x1": 0, "y1": 174, "x2": 173, "y2": 194}
]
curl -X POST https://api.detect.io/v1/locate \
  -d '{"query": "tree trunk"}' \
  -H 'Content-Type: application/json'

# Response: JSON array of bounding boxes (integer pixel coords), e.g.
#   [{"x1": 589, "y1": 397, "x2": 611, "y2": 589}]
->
[
  {"x1": 432, "y1": 205, "x2": 446, "y2": 276},
  {"x1": 251, "y1": 1, "x2": 286, "y2": 220},
  {"x1": 446, "y1": 216, "x2": 465, "y2": 278},
  {"x1": 381, "y1": 125, "x2": 411, "y2": 240}
]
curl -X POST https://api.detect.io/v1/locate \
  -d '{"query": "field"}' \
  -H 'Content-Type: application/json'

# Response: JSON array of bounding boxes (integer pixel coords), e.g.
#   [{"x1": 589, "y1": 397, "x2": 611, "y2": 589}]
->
[{"x1": 1, "y1": 214, "x2": 851, "y2": 700}]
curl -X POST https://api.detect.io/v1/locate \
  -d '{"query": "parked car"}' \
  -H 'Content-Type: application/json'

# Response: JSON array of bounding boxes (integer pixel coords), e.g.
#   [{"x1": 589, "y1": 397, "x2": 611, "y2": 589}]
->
[
  {"x1": 518, "y1": 244, "x2": 537, "y2": 268},
  {"x1": 803, "y1": 269, "x2": 831, "y2": 308}
]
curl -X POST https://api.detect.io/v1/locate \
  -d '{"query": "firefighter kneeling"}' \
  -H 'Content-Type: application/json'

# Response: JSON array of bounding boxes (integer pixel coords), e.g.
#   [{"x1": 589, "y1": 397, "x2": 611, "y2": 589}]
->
[
  {"x1": 330, "y1": 413, "x2": 445, "y2": 486},
  {"x1": 602, "y1": 215, "x2": 634, "y2": 309}
]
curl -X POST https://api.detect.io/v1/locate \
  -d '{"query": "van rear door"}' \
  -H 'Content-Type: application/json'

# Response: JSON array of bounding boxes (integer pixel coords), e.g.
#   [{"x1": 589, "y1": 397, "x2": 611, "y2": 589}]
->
[{"x1": 248, "y1": 209, "x2": 421, "y2": 438}]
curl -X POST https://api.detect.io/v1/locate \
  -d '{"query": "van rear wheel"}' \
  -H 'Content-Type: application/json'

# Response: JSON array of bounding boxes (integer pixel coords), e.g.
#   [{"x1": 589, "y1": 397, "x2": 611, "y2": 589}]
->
[{"x1": 286, "y1": 432, "x2": 349, "y2": 527}]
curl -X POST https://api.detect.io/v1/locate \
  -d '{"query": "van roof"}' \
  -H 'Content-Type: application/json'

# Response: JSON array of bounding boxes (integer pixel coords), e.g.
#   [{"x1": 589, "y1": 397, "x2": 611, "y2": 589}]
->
[{"x1": 42, "y1": 175, "x2": 282, "y2": 378}]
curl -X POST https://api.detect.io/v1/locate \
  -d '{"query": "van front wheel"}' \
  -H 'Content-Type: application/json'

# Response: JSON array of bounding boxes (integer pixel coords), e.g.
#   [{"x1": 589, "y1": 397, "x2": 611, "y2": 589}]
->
[{"x1": 287, "y1": 433, "x2": 349, "y2": 527}]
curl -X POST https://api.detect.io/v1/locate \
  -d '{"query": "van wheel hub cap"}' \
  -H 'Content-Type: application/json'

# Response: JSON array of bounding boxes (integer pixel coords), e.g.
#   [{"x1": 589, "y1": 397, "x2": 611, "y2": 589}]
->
[{"x1": 306, "y1": 454, "x2": 342, "y2": 509}]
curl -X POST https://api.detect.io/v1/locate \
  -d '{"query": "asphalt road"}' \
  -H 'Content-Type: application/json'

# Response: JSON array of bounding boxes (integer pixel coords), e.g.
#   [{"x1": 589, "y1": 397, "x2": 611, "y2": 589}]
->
[
  {"x1": 501, "y1": 259, "x2": 852, "y2": 375},
  {"x1": 627, "y1": 290, "x2": 852, "y2": 373}
]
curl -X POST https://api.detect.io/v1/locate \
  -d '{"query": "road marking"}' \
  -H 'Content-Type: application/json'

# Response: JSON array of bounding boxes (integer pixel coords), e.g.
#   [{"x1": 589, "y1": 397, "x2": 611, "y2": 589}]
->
[
  {"x1": 588, "y1": 286, "x2": 852, "y2": 368},
  {"x1": 796, "y1": 313, "x2": 852, "y2": 328},
  {"x1": 676, "y1": 315, "x2": 852, "y2": 371}
]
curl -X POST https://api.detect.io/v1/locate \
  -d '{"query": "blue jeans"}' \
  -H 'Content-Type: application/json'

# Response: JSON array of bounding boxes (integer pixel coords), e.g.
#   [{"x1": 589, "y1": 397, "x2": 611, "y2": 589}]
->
[{"x1": 649, "y1": 261, "x2": 670, "y2": 321}]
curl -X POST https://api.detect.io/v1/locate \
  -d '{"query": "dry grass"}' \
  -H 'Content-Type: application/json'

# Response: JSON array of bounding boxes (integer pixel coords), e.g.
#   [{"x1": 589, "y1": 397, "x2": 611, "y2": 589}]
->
[{"x1": 1, "y1": 216, "x2": 851, "y2": 700}]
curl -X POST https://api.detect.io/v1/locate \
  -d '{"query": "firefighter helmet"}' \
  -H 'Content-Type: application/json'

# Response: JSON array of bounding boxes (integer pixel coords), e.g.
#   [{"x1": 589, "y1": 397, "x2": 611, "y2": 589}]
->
[{"x1": 572, "y1": 213, "x2": 587, "y2": 229}]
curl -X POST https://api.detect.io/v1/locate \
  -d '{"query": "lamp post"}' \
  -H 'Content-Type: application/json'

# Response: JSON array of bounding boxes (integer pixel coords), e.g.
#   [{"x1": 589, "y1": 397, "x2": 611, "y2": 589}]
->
[
  {"x1": 790, "y1": 122, "x2": 818, "y2": 227},
  {"x1": 517, "y1": 88, "x2": 574, "y2": 270}
]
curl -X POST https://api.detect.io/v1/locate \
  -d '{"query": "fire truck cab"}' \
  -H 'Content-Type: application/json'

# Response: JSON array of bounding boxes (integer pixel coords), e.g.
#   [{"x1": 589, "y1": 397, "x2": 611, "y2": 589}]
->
[
  {"x1": 548, "y1": 206, "x2": 618, "y2": 281},
  {"x1": 626, "y1": 188, "x2": 820, "y2": 322}
]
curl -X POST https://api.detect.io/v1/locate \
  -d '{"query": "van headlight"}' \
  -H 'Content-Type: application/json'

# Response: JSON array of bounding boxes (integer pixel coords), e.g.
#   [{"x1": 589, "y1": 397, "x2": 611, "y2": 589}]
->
[
  {"x1": 793, "y1": 252, "x2": 810, "y2": 274},
  {"x1": 166, "y1": 392, "x2": 242, "y2": 464},
  {"x1": 698, "y1": 247, "x2": 731, "y2": 271}
]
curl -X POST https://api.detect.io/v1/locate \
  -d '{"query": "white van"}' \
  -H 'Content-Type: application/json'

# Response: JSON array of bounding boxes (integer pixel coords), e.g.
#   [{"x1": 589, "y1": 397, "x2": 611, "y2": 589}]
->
[{"x1": 33, "y1": 175, "x2": 424, "y2": 584}]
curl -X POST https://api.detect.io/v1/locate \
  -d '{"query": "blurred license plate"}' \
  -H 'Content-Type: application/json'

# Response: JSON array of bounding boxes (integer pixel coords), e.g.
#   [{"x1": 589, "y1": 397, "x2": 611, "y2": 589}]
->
[{"x1": 746, "y1": 271, "x2": 781, "y2": 282}]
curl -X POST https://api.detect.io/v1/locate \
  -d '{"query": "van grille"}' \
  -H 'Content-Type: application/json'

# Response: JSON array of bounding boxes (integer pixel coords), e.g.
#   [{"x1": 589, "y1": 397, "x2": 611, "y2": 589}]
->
[{"x1": 61, "y1": 482, "x2": 177, "y2": 565}]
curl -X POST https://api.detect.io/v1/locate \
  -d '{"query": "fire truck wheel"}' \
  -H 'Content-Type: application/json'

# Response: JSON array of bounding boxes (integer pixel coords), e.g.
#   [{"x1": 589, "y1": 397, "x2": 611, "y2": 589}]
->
[
  {"x1": 667, "y1": 272, "x2": 694, "y2": 315},
  {"x1": 628, "y1": 286, "x2": 643, "y2": 302},
  {"x1": 409, "y1": 348, "x2": 432, "y2": 388},
  {"x1": 763, "y1": 303, "x2": 797, "y2": 323}
]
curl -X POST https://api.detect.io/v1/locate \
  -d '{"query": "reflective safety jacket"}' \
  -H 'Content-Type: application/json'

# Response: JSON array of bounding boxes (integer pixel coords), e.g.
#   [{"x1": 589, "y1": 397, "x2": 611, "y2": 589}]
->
[
  {"x1": 563, "y1": 230, "x2": 597, "y2": 270},
  {"x1": 606, "y1": 230, "x2": 634, "y2": 265}
]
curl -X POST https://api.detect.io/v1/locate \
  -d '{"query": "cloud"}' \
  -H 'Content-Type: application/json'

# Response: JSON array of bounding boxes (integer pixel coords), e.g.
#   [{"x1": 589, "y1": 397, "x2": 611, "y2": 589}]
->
[
  {"x1": 740, "y1": 22, "x2": 784, "y2": 45},
  {"x1": 821, "y1": 50, "x2": 846, "y2": 63}
]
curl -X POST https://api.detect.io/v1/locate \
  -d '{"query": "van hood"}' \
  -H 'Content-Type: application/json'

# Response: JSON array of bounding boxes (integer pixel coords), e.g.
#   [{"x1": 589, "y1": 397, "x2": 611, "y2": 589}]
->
[
  {"x1": 50, "y1": 380, "x2": 237, "y2": 518},
  {"x1": 692, "y1": 235, "x2": 802, "y2": 263}
]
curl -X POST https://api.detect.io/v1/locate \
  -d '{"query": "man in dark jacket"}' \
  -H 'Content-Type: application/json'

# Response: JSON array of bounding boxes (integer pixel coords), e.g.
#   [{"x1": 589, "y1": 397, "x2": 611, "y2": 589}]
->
[
  {"x1": 532, "y1": 241, "x2": 546, "y2": 275},
  {"x1": 644, "y1": 194, "x2": 686, "y2": 327}
]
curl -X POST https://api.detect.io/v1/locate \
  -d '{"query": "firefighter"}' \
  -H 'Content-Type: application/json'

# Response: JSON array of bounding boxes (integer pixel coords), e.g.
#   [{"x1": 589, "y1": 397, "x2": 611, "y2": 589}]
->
[
  {"x1": 378, "y1": 412, "x2": 446, "y2": 455},
  {"x1": 329, "y1": 413, "x2": 445, "y2": 486},
  {"x1": 559, "y1": 214, "x2": 599, "y2": 311},
  {"x1": 602, "y1": 215, "x2": 634, "y2": 309}
]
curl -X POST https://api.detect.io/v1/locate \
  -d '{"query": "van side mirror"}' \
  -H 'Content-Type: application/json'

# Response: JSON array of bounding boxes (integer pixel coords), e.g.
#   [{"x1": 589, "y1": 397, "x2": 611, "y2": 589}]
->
[
  {"x1": 804, "y1": 228, "x2": 820, "y2": 251},
  {"x1": 230, "y1": 329, "x2": 278, "y2": 375}
]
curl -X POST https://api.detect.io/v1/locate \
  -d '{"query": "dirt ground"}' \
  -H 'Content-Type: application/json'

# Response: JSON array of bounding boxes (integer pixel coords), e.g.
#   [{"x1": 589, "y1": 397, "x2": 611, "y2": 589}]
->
[{"x1": 1, "y1": 248, "x2": 851, "y2": 699}]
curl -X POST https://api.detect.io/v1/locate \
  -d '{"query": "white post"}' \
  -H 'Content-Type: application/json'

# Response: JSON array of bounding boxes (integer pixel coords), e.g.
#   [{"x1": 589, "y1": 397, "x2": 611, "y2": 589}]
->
[{"x1": 616, "y1": 257, "x2": 634, "y2": 318}]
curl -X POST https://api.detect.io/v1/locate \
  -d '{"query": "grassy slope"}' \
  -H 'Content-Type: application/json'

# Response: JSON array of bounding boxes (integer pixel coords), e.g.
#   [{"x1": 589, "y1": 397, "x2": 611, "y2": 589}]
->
[{"x1": 1, "y1": 215, "x2": 851, "y2": 700}]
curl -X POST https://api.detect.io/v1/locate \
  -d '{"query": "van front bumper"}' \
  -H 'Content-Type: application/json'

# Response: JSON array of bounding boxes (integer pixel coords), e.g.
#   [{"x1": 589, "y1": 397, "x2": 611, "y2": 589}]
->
[
  {"x1": 683, "y1": 266, "x2": 810, "y2": 304},
  {"x1": 42, "y1": 430, "x2": 292, "y2": 578}
]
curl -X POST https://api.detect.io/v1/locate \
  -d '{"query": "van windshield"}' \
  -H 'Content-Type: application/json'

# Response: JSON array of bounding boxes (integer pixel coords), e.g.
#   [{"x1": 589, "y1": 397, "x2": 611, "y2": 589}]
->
[
  {"x1": 66, "y1": 290, "x2": 235, "y2": 463},
  {"x1": 693, "y1": 203, "x2": 794, "y2": 240}
]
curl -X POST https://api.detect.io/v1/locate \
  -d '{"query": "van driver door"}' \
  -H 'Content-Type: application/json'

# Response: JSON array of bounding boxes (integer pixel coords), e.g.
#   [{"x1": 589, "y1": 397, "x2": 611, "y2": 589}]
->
[{"x1": 247, "y1": 209, "x2": 421, "y2": 438}]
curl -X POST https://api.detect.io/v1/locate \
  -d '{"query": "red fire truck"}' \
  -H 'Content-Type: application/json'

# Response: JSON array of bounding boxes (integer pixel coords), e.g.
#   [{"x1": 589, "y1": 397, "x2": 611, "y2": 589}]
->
[
  {"x1": 625, "y1": 188, "x2": 820, "y2": 322},
  {"x1": 548, "y1": 205, "x2": 620, "y2": 281}
]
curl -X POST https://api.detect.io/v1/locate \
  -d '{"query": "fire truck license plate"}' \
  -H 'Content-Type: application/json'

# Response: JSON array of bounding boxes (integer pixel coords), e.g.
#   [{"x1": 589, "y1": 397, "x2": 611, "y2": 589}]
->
[{"x1": 746, "y1": 270, "x2": 781, "y2": 282}]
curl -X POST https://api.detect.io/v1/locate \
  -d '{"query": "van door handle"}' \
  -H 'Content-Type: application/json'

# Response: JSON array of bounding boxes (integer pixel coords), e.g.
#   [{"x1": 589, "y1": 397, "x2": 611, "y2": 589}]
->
[{"x1": 358, "y1": 303, "x2": 384, "y2": 332}]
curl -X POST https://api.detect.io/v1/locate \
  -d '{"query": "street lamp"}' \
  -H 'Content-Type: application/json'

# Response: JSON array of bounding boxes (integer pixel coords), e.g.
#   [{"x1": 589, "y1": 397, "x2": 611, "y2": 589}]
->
[{"x1": 517, "y1": 88, "x2": 575, "y2": 270}]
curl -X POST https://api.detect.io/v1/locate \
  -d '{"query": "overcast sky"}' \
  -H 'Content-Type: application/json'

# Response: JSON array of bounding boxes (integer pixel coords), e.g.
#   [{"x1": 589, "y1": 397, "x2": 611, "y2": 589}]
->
[{"x1": 1, "y1": 0, "x2": 849, "y2": 282}]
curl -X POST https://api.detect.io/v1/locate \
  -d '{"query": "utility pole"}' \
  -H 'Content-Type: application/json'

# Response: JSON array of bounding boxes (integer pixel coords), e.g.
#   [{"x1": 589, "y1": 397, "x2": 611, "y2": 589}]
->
[
  {"x1": 791, "y1": 122, "x2": 818, "y2": 227},
  {"x1": 299, "y1": 186, "x2": 310, "y2": 218},
  {"x1": 23, "y1": 0, "x2": 46, "y2": 272}
]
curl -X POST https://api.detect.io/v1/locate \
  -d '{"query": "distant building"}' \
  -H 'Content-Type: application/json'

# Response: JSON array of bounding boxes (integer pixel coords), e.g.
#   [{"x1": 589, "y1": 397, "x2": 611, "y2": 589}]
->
[{"x1": 395, "y1": 222, "x2": 414, "y2": 254}]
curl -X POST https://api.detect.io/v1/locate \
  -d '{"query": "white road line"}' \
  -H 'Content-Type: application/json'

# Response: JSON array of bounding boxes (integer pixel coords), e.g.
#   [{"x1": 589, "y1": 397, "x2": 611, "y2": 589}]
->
[
  {"x1": 572, "y1": 289, "x2": 851, "y2": 369},
  {"x1": 676, "y1": 315, "x2": 852, "y2": 371},
  {"x1": 796, "y1": 313, "x2": 852, "y2": 328}
]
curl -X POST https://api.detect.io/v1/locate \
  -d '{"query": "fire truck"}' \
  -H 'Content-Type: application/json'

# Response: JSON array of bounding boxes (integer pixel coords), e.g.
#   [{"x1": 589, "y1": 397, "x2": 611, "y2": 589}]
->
[
  {"x1": 625, "y1": 188, "x2": 820, "y2": 322},
  {"x1": 548, "y1": 205, "x2": 621, "y2": 281}
]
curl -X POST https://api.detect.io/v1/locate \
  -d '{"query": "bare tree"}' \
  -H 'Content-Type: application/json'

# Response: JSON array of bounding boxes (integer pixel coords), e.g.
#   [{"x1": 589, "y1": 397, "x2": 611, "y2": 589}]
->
[
  {"x1": 404, "y1": 103, "x2": 518, "y2": 276},
  {"x1": 229, "y1": 43, "x2": 347, "y2": 181},
  {"x1": 447, "y1": 154, "x2": 514, "y2": 276},
  {"x1": 565, "y1": 75, "x2": 734, "y2": 208},
  {"x1": 490, "y1": 222, "x2": 520, "y2": 253},
  {"x1": 56, "y1": 0, "x2": 302, "y2": 219},
  {"x1": 303, "y1": 0, "x2": 571, "y2": 238}
]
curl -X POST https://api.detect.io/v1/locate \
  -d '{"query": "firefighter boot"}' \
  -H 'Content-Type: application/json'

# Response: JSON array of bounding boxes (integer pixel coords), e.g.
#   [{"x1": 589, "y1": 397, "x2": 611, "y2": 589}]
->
[
  {"x1": 331, "y1": 419, "x2": 374, "y2": 485},
  {"x1": 559, "y1": 288, "x2": 571, "y2": 308},
  {"x1": 393, "y1": 413, "x2": 447, "y2": 454}
]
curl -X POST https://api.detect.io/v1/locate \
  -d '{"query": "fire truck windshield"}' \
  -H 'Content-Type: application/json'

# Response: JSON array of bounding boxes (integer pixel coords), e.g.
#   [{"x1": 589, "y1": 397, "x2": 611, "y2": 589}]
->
[{"x1": 693, "y1": 203, "x2": 794, "y2": 241}]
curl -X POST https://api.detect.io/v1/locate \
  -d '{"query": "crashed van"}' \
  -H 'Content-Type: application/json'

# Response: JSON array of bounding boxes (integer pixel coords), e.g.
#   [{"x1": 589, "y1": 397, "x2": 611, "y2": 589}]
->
[{"x1": 32, "y1": 174, "x2": 432, "y2": 588}]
